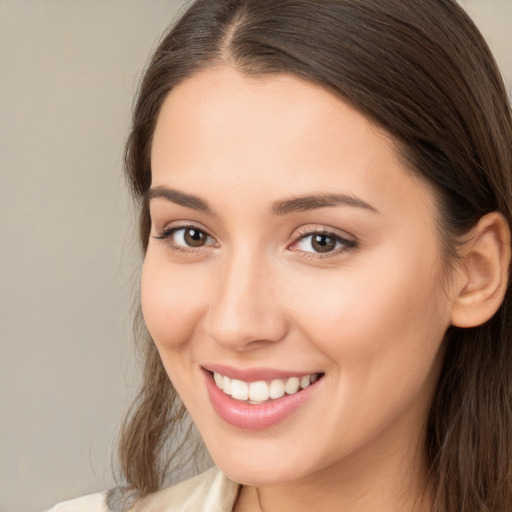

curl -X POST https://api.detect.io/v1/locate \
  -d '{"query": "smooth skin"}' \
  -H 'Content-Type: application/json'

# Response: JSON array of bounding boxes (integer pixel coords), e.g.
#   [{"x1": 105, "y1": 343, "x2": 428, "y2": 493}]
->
[{"x1": 141, "y1": 66, "x2": 510, "y2": 512}]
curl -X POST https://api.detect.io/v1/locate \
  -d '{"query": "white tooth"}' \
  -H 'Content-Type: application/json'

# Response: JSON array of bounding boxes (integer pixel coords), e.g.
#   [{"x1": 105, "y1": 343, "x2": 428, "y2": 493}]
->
[
  {"x1": 300, "y1": 375, "x2": 311, "y2": 389},
  {"x1": 231, "y1": 379, "x2": 249, "y2": 400},
  {"x1": 213, "y1": 372, "x2": 224, "y2": 390},
  {"x1": 249, "y1": 381, "x2": 270, "y2": 402},
  {"x1": 269, "y1": 379, "x2": 285, "y2": 399},
  {"x1": 284, "y1": 377, "x2": 300, "y2": 395},
  {"x1": 310, "y1": 373, "x2": 319, "y2": 384},
  {"x1": 223, "y1": 376, "x2": 232, "y2": 395}
]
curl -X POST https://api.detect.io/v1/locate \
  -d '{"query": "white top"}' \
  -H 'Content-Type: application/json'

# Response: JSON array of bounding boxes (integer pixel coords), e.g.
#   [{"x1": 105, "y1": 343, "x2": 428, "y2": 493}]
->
[
  {"x1": 46, "y1": 491, "x2": 108, "y2": 512},
  {"x1": 45, "y1": 467, "x2": 240, "y2": 512}
]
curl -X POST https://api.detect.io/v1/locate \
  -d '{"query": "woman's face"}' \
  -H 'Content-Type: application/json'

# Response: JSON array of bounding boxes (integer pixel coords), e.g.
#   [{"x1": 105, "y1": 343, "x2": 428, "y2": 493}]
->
[{"x1": 142, "y1": 66, "x2": 456, "y2": 486}]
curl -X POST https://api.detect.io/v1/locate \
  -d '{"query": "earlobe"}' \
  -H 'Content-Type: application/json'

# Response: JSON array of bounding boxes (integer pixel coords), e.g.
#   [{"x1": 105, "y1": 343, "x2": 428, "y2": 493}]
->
[{"x1": 451, "y1": 212, "x2": 511, "y2": 328}]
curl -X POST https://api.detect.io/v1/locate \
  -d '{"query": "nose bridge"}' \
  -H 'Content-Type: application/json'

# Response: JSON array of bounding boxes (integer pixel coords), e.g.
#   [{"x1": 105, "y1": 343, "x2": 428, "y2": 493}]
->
[{"x1": 207, "y1": 245, "x2": 286, "y2": 349}]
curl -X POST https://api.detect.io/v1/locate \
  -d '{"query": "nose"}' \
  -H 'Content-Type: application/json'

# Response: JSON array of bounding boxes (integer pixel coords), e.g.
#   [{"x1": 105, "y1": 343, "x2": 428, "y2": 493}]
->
[{"x1": 205, "y1": 249, "x2": 288, "y2": 351}]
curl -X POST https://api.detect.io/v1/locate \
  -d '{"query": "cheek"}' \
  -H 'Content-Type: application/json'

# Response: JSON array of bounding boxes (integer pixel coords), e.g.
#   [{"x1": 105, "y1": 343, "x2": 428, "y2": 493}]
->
[
  {"x1": 279, "y1": 253, "x2": 450, "y2": 446},
  {"x1": 140, "y1": 255, "x2": 207, "y2": 350},
  {"x1": 284, "y1": 248, "x2": 450, "y2": 379}
]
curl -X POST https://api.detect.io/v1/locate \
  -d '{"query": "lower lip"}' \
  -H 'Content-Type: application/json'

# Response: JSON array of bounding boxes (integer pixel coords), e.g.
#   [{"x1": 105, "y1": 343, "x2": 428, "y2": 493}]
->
[{"x1": 203, "y1": 370, "x2": 321, "y2": 430}]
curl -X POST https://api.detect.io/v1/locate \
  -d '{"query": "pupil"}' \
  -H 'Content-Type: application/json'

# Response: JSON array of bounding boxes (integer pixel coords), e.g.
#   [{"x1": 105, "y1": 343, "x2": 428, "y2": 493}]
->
[
  {"x1": 184, "y1": 229, "x2": 206, "y2": 247},
  {"x1": 312, "y1": 234, "x2": 336, "y2": 253}
]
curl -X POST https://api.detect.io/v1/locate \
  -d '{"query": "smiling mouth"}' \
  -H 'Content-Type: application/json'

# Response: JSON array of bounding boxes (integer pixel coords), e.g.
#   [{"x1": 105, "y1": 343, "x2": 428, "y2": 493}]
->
[{"x1": 210, "y1": 371, "x2": 324, "y2": 405}]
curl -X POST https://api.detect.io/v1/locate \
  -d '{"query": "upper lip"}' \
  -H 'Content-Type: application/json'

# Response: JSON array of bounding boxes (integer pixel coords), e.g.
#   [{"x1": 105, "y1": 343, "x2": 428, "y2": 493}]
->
[{"x1": 202, "y1": 364, "x2": 321, "y2": 382}]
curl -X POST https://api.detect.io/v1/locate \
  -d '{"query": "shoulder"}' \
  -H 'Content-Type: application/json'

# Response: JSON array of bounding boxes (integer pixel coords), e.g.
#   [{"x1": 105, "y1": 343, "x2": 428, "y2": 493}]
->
[
  {"x1": 44, "y1": 491, "x2": 109, "y2": 512},
  {"x1": 43, "y1": 467, "x2": 239, "y2": 512},
  {"x1": 128, "y1": 466, "x2": 240, "y2": 512}
]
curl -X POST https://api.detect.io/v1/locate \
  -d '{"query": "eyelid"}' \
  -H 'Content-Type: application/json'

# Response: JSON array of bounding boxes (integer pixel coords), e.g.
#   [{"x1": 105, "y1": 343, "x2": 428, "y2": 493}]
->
[
  {"x1": 153, "y1": 222, "x2": 218, "y2": 250},
  {"x1": 153, "y1": 219, "x2": 212, "y2": 237},
  {"x1": 291, "y1": 224, "x2": 356, "y2": 242},
  {"x1": 288, "y1": 225, "x2": 358, "y2": 257}
]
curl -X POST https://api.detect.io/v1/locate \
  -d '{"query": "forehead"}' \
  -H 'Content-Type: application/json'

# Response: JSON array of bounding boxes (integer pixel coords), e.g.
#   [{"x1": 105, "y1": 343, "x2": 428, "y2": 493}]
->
[{"x1": 150, "y1": 65, "x2": 435, "y2": 223}]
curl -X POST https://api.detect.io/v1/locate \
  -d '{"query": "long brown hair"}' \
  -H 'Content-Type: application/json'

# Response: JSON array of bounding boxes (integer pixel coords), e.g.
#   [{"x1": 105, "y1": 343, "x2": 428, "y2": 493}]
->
[{"x1": 116, "y1": 1, "x2": 512, "y2": 510}]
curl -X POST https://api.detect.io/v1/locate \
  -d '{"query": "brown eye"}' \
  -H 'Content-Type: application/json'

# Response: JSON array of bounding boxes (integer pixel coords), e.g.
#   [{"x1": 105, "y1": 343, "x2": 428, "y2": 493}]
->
[
  {"x1": 292, "y1": 230, "x2": 357, "y2": 256},
  {"x1": 154, "y1": 226, "x2": 215, "y2": 250},
  {"x1": 183, "y1": 228, "x2": 208, "y2": 247},
  {"x1": 311, "y1": 234, "x2": 337, "y2": 253}
]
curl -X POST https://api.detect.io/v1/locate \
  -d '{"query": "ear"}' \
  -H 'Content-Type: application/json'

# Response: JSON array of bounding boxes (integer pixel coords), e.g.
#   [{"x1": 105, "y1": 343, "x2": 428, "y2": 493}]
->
[{"x1": 451, "y1": 212, "x2": 511, "y2": 328}]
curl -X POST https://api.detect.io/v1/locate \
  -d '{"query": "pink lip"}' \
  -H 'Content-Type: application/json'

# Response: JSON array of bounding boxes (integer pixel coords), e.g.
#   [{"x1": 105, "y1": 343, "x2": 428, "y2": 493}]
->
[
  {"x1": 203, "y1": 368, "x2": 322, "y2": 430},
  {"x1": 203, "y1": 364, "x2": 317, "y2": 382}
]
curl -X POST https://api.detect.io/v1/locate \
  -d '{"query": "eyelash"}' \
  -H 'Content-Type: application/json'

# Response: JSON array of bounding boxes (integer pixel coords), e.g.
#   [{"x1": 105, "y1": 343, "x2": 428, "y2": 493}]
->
[
  {"x1": 154, "y1": 225, "x2": 217, "y2": 253},
  {"x1": 289, "y1": 229, "x2": 358, "y2": 259},
  {"x1": 153, "y1": 225, "x2": 358, "y2": 258}
]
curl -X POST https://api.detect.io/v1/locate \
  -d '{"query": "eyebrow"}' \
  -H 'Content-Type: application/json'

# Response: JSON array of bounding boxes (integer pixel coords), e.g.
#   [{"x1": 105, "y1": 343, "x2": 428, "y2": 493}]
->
[
  {"x1": 146, "y1": 186, "x2": 378, "y2": 216},
  {"x1": 270, "y1": 194, "x2": 379, "y2": 215},
  {"x1": 146, "y1": 186, "x2": 214, "y2": 214}
]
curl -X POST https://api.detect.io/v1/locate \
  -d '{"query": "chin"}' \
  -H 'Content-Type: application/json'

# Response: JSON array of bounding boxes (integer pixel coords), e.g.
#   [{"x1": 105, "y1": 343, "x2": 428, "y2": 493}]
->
[
  {"x1": 215, "y1": 459, "x2": 299, "y2": 487},
  {"x1": 203, "y1": 436, "x2": 315, "y2": 486}
]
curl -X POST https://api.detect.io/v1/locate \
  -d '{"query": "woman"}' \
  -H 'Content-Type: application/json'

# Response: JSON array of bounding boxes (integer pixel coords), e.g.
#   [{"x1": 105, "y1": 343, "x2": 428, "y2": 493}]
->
[{"x1": 49, "y1": 0, "x2": 512, "y2": 510}]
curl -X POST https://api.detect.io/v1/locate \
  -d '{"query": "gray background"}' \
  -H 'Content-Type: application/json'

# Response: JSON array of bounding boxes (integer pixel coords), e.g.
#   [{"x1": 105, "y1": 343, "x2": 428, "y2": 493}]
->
[{"x1": 0, "y1": 1, "x2": 511, "y2": 511}]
